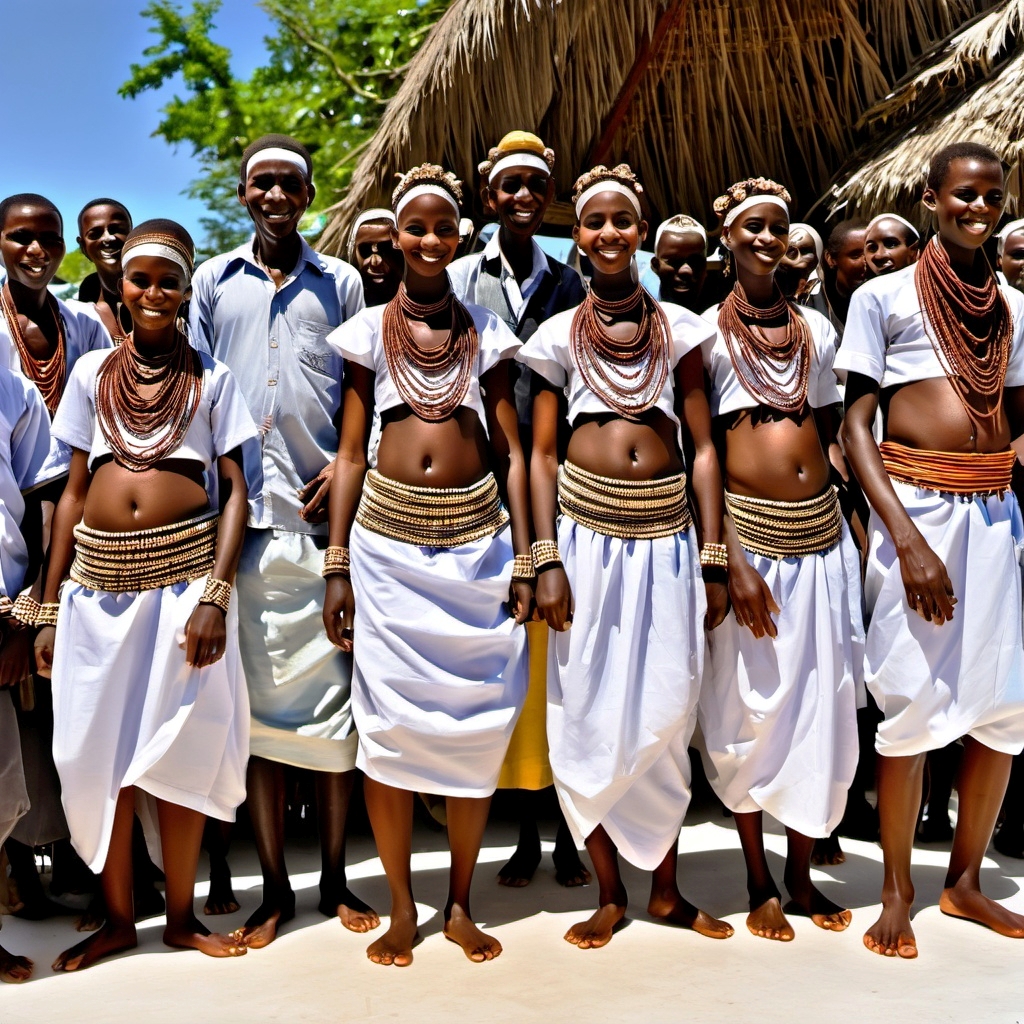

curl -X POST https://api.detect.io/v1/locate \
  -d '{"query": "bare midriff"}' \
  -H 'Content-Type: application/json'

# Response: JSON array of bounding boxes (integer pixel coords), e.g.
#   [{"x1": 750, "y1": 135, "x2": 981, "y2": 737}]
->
[
  {"x1": 376, "y1": 405, "x2": 491, "y2": 488},
  {"x1": 84, "y1": 457, "x2": 209, "y2": 531},
  {"x1": 566, "y1": 408, "x2": 682, "y2": 481}
]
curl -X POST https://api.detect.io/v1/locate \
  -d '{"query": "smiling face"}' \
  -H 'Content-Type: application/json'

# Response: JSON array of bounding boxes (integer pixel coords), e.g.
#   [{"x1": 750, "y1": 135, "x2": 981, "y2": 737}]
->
[
  {"x1": 394, "y1": 192, "x2": 461, "y2": 281},
  {"x1": 825, "y1": 229, "x2": 868, "y2": 296},
  {"x1": 77, "y1": 204, "x2": 131, "y2": 284},
  {"x1": 651, "y1": 230, "x2": 707, "y2": 303},
  {"x1": 1001, "y1": 228, "x2": 1024, "y2": 289},
  {"x1": 238, "y1": 157, "x2": 314, "y2": 246},
  {"x1": 485, "y1": 162, "x2": 554, "y2": 242},
  {"x1": 865, "y1": 217, "x2": 919, "y2": 276},
  {"x1": 119, "y1": 254, "x2": 189, "y2": 342},
  {"x1": 723, "y1": 202, "x2": 790, "y2": 282},
  {"x1": 923, "y1": 156, "x2": 1005, "y2": 262},
  {"x1": 780, "y1": 228, "x2": 818, "y2": 277},
  {"x1": 353, "y1": 221, "x2": 404, "y2": 302},
  {"x1": 0, "y1": 204, "x2": 65, "y2": 294},
  {"x1": 573, "y1": 191, "x2": 646, "y2": 278}
]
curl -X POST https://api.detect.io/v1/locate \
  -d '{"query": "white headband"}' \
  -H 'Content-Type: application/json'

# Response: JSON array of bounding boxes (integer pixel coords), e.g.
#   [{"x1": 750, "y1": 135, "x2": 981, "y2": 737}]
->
[
  {"x1": 867, "y1": 213, "x2": 920, "y2": 242},
  {"x1": 395, "y1": 184, "x2": 460, "y2": 220},
  {"x1": 351, "y1": 208, "x2": 396, "y2": 237},
  {"x1": 788, "y1": 222, "x2": 823, "y2": 262},
  {"x1": 246, "y1": 147, "x2": 309, "y2": 180},
  {"x1": 722, "y1": 194, "x2": 789, "y2": 229},
  {"x1": 655, "y1": 219, "x2": 707, "y2": 252},
  {"x1": 121, "y1": 242, "x2": 192, "y2": 280},
  {"x1": 575, "y1": 181, "x2": 642, "y2": 219},
  {"x1": 997, "y1": 218, "x2": 1024, "y2": 253},
  {"x1": 488, "y1": 152, "x2": 551, "y2": 184}
]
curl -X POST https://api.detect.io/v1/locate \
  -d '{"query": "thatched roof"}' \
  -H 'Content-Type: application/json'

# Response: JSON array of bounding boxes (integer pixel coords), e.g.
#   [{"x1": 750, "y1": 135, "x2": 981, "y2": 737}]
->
[
  {"x1": 824, "y1": 0, "x2": 1024, "y2": 220},
  {"x1": 319, "y1": 0, "x2": 994, "y2": 255}
]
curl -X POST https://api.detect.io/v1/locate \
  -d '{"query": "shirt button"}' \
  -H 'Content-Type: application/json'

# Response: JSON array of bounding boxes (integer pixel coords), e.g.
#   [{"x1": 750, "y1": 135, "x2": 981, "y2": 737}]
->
[
  {"x1": 270, "y1": 341, "x2": 278, "y2": 348},
  {"x1": 268, "y1": 379, "x2": 277, "y2": 386}
]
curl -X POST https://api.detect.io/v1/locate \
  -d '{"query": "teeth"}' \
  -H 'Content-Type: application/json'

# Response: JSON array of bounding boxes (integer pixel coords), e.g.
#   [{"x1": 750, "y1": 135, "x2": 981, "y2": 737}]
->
[{"x1": 419, "y1": 254, "x2": 443, "y2": 263}]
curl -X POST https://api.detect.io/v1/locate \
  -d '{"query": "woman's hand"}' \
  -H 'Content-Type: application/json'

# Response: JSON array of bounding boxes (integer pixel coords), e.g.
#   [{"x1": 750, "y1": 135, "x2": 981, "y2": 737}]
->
[
  {"x1": 182, "y1": 603, "x2": 228, "y2": 668},
  {"x1": 896, "y1": 532, "x2": 956, "y2": 624},
  {"x1": 508, "y1": 580, "x2": 534, "y2": 625},
  {"x1": 323, "y1": 574, "x2": 355, "y2": 652},
  {"x1": 298, "y1": 464, "x2": 334, "y2": 524},
  {"x1": 535, "y1": 567, "x2": 573, "y2": 632},
  {"x1": 728, "y1": 559, "x2": 779, "y2": 640},
  {"x1": 704, "y1": 579, "x2": 730, "y2": 631},
  {"x1": 34, "y1": 625, "x2": 56, "y2": 679}
]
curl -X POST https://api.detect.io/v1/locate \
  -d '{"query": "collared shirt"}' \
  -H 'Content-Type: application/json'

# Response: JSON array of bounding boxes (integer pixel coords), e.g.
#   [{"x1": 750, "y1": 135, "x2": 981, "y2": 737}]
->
[
  {"x1": 448, "y1": 235, "x2": 552, "y2": 327},
  {"x1": 189, "y1": 236, "x2": 364, "y2": 534}
]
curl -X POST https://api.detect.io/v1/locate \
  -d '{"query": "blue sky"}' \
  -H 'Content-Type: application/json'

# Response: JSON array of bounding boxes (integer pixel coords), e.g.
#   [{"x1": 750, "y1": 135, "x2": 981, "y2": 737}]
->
[{"x1": 0, "y1": 0, "x2": 273, "y2": 244}]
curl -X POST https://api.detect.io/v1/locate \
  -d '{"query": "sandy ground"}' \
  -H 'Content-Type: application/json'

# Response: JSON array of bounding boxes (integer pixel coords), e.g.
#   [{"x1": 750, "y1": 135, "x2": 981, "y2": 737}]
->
[{"x1": 3, "y1": 802, "x2": 1024, "y2": 1024}]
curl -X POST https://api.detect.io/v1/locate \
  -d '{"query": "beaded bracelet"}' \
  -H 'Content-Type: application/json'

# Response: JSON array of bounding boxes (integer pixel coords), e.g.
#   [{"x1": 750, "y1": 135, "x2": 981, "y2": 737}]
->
[
  {"x1": 531, "y1": 539, "x2": 562, "y2": 573},
  {"x1": 11, "y1": 594, "x2": 41, "y2": 628},
  {"x1": 36, "y1": 603, "x2": 60, "y2": 628},
  {"x1": 322, "y1": 545, "x2": 351, "y2": 579},
  {"x1": 200, "y1": 577, "x2": 232, "y2": 614},
  {"x1": 699, "y1": 542, "x2": 729, "y2": 568},
  {"x1": 511, "y1": 553, "x2": 536, "y2": 583}
]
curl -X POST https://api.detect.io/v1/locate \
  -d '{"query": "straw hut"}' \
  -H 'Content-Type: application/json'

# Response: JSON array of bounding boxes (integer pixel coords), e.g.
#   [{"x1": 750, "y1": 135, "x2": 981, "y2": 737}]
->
[
  {"x1": 824, "y1": 0, "x2": 1024, "y2": 221},
  {"x1": 319, "y1": 0, "x2": 993, "y2": 255}
]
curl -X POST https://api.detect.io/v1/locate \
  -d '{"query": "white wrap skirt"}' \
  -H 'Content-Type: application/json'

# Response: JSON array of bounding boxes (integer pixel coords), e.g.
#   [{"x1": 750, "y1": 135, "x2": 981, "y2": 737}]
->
[
  {"x1": 699, "y1": 522, "x2": 863, "y2": 837},
  {"x1": 52, "y1": 577, "x2": 249, "y2": 873},
  {"x1": 864, "y1": 480, "x2": 1024, "y2": 757},
  {"x1": 548, "y1": 516, "x2": 705, "y2": 871},
  {"x1": 349, "y1": 521, "x2": 528, "y2": 797}
]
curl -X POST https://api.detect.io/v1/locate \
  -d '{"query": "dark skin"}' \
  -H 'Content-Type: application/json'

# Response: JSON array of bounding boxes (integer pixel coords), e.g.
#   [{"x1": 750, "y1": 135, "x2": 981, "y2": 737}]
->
[
  {"x1": 776, "y1": 228, "x2": 818, "y2": 301},
  {"x1": 650, "y1": 230, "x2": 707, "y2": 311},
  {"x1": 1000, "y1": 228, "x2": 1024, "y2": 290},
  {"x1": 483, "y1": 163, "x2": 556, "y2": 284},
  {"x1": 34, "y1": 254, "x2": 249, "y2": 970},
  {"x1": 77, "y1": 203, "x2": 133, "y2": 339},
  {"x1": 715, "y1": 202, "x2": 852, "y2": 940},
  {"x1": 865, "y1": 217, "x2": 919, "y2": 277},
  {"x1": 842, "y1": 156, "x2": 1024, "y2": 959},
  {"x1": 322, "y1": 191, "x2": 532, "y2": 966},
  {"x1": 352, "y1": 222, "x2": 403, "y2": 307},
  {"x1": 532, "y1": 190, "x2": 731, "y2": 949},
  {"x1": 823, "y1": 229, "x2": 867, "y2": 324}
]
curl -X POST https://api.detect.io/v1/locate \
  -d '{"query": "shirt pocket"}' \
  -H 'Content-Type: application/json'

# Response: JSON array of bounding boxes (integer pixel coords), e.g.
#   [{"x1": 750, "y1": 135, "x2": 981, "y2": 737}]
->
[{"x1": 295, "y1": 318, "x2": 341, "y2": 382}]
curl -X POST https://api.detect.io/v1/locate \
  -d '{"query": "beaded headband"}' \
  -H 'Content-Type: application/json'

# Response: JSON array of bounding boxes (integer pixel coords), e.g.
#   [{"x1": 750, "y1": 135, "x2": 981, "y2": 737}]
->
[
  {"x1": 395, "y1": 184, "x2": 460, "y2": 220},
  {"x1": 575, "y1": 181, "x2": 642, "y2": 220},
  {"x1": 655, "y1": 218, "x2": 707, "y2": 251},
  {"x1": 722, "y1": 194, "x2": 789, "y2": 230},
  {"x1": 867, "y1": 213, "x2": 920, "y2": 242},
  {"x1": 121, "y1": 234, "x2": 193, "y2": 280},
  {"x1": 998, "y1": 217, "x2": 1024, "y2": 254},
  {"x1": 788, "y1": 222, "x2": 823, "y2": 262},
  {"x1": 245, "y1": 147, "x2": 310, "y2": 181}
]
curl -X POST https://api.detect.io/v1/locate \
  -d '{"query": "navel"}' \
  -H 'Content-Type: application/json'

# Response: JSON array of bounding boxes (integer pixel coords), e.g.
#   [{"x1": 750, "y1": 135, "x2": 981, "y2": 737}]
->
[
  {"x1": 629, "y1": 447, "x2": 639, "y2": 464},
  {"x1": 422, "y1": 456, "x2": 432, "y2": 472}
]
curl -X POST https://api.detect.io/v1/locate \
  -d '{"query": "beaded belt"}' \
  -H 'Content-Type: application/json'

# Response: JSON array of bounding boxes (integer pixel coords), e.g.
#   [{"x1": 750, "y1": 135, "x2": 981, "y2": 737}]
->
[
  {"x1": 70, "y1": 511, "x2": 218, "y2": 592},
  {"x1": 557, "y1": 460, "x2": 692, "y2": 539},
  {"x1": 726, "y1": 486, "x2": 842, "y2": 559},
  {"x1": 880, "y1": 441, "x2": 1015, "y2": 496},
  {"x1": 356, "y1": 469, "x2": 509, "y2": 548}
]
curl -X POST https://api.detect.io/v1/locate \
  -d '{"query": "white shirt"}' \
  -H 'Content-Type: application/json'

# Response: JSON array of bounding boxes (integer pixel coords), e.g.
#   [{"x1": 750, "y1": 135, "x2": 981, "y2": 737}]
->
[{"x1": 448, "y1": 234, "x2": 550, "y2": 324}]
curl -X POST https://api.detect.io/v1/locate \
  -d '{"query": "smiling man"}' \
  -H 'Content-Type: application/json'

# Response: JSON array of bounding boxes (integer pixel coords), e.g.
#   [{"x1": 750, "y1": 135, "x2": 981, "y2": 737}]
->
[
  {"x1": 189, "y1": 134, "x2": 375, "y2": 948},
  {"x1": 864, "y1": 214, "x2": 920, "y2": 278},
  {"x1": 68, "y1": 199, "x2": 134, "y2": 343}
]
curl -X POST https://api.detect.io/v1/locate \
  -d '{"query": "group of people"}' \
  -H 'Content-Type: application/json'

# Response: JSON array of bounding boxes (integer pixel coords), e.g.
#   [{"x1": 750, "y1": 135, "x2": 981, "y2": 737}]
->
[{"x1": 1, "y1": 127, "x2": 1023, "y2": 983}]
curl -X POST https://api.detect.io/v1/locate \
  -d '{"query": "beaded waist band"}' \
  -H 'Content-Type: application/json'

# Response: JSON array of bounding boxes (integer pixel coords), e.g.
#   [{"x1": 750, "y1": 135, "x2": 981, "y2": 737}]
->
[
  {"x1": 557, "y1": 460, "x2": 692, "y2": 539},
  {"x1": 70, "y1": 511, "x2": 218, "y2": 592},
  {"x1": 726, "y1": 486, "x2": 842, "y2": 559},
  {"x1": 880, "y1": 441, "x2": 1015, "y2": 496},
  {"x1": 356, "y1": 470, "x2": 509, "y2": 548}
]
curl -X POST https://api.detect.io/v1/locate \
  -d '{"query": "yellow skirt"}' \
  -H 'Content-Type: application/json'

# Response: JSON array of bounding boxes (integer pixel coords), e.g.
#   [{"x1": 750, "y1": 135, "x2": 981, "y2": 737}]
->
[{"x1": 497, "y1": 620, "x2": 552, "y2": 790}]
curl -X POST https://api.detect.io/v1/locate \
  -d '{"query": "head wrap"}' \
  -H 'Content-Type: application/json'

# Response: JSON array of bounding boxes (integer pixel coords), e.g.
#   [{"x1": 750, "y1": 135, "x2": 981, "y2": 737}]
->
[
  {"x1": 121, "y1": 232, "x2": 193, "y2": 281},
  {"x1": 575, "y1": 181, "x2": 643, "y2": 220},
  {"x1": 245, "y1": 146, "x2": 310, "y2": 182},
  {"x1": 654, "y1": 217, "x2": 707, "y2": 252},
  {"x1": 722, "y1": 194, "x2": 789, "y2": 230},
  {"x1": 997, "y1": 218, "x2": 1024, "y2": 254},
  {"x1": 866, "y1": 213, "x2": 920, "y2": 243},
  {"x1": 787, "y1": 222, "x2": 823, "y2": 262},
  {"x1": 347, "y1": 208, "x2": 396, "y2": 258},
  {"x1": 395, "y1": 185, "x2": 460, "y2": 220}
]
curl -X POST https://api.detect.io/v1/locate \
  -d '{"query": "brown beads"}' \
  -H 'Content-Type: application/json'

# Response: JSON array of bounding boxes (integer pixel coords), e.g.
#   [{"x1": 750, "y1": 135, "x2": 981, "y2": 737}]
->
[{"x1": 0, "y1": 283, "x2": 67, "y2": 415}]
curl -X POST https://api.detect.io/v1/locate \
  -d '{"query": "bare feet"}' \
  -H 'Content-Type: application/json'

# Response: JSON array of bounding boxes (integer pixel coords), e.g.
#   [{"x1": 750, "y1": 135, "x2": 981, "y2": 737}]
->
[
  {"x1": 75, "y1": 893, "x2": 105, "y2": 932},
  {"x1": 367, "y1": 907, "x2": 419, "y2": 966},
  {"x1": 52, "y1": 921, "x2": 138, "y2": 972},
  {"x1": 552, "y1": 839, "x2": 591, "y2": 888},
  {"x1": 165, "y1": 918, "x2": 246, "y2": 958},
  {"x1": 746, "y1": 897, "x2": 795, "y2": 941},
  {"x1": 811, "y1": 833, "x2": 846, "y2": 866},
  {"x1": 564, "y1": 903, "x2": 626, "y2": 949},
  {"x1": 784, "y1": 889, "x2": 852, "y2": 931},
  {"x1": 230, "y1": 890, "x2": 295, "y2": 949},
  {"x1": 0, "y1": 944, "x2": 33, "y2": 983},
  {"x1": 319, "y1": 887, "x2": 381, "y2": 933},
  {"x1": 497, "y1": 844, "x2": 541, "y2": 887},
  {"x1": 443, "y1": 903, "x2": 502, "y2": 962},
  {"x1": 863, "y1": 900, "x2": 917, "y2": 958},
  {"x1": 648, "y1": 892, "x2": 734, "y2": 938},
  {"x1": 204, "y1": 868, "x2": 239, "y2": 916},
  {"x1": 939, "y1": 884, "x2": 1024, "y2": 938}
]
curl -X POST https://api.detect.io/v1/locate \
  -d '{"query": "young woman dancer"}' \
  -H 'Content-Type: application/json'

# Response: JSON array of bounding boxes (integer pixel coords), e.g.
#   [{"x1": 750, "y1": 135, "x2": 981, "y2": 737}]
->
[
  {"x1": 35, "y1": 220, "x2": 258, "y2": 971},
  {"x1": 324, "y1": 165, "x2": 530, "y2": 967},
  {"x1": 837, "y1": 142, "x2": 1024, "y2": 959},
  {"x1": 697, "y1": 178, "x2": 862, "y2": 942},
  {"x1": 518, "y1": 164, "x2": 733, "y2": 949}
]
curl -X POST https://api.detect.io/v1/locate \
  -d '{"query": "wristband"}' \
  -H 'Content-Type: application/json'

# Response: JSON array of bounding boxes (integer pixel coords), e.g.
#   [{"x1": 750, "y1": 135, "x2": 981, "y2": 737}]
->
[
  {"x1": 36, "y1": 602, "x2": 60, "y2": 628},
  {"x1": 322, "y1": 545, "x2": 351, "y2": 579},
  {"x1": 11, "y1": 594, "x2": 41, "y2": 627},
  {"x1": 200, "y1": 577, "x2": 232, "y2": 614},
  {"x1": 531, "y1": 539, "x2": 563, "y2": 573},
  {"x1": 511, "y1": 552, "x2": 536, "y2": 583},
  {"x1": 699, "y1": 542, "x2": 729, "y2": 568}
]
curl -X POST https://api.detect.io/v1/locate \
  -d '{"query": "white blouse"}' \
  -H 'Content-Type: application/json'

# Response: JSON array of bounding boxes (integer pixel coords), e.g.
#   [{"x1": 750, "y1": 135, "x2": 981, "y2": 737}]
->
[
  {"x1": 327, "y1": 302, "x2": 521, "y2": 438},
  {"x1": 701, "y1": 302, "x2": 841, "y2": 415},
  {"x1": 834, "y1": 264, "x2": 1024, "y2": 388},
  {"x1": 515, "y1": 301, "x2": 716, "y2": 435}
]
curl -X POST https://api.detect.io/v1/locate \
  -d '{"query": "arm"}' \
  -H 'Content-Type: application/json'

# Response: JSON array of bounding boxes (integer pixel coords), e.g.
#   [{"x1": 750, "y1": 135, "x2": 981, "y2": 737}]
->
[
  {"x1": 676, "y1": 349, "x2": 728, "y2": 629},
  {"x1": 187, "y1": 269, "x2": 216, "y2": 356},
  {"x1": 841, "y1": 371, "x2": 955, "y2": 623},
  {"x1": 482, "y1": 359, "x2": 532, "y2": 624},
  {"x1": 322, "y1": 363, "x2": 374, "y2": 651},
  {"x1": 182, "y1": 449, "x2": 248, "y2": 668},
  {"x1": 814, "y1": 404, "x2": 849, "y2": 482},
  {"x1": 530, "y1": 383, "x2": 572, "y2": 631}
]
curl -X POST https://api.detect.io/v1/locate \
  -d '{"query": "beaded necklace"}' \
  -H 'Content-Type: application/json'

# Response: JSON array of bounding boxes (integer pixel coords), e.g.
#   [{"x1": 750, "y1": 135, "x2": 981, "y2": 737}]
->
[
  {"x1": 569, "y1": 283, "x2": 670, "y2": 419},
  {"x1": 718, "y1": 283, "x2": 810, "y2": 413},
  {"x1": 0, "y1": 283, "x2": 67, "y2": 414},
  {"x1": 380, "y1": 283, "x2": 478, "y2": 421},
  {"x1": 915, "y1": 236, "x2": 1011, "y2": 426},
  {"x1": 95, "y1": 328, "x2": 203, "y2": 472}
]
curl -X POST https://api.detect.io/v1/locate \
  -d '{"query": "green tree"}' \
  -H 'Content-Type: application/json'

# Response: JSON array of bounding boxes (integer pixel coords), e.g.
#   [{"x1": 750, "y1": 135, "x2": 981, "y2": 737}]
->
[{"x1": 121, "y1": 0, "x2": 449, "y2": 256}]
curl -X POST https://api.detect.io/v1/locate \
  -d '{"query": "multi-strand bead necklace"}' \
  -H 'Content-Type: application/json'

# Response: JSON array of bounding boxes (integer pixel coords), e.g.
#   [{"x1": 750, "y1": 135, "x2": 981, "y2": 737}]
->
[{"x1": 0, "y1": 283, "x2": 66, "y2": 414}]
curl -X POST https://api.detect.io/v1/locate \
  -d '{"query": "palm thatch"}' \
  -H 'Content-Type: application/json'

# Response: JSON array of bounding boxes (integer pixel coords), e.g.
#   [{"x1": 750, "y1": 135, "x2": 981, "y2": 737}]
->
[
  {"x1": 319, "y1": 0, "x2": 996, "y2": 254},
  {"x1": 825, "y1": 0, "x2": 1024, "y2": 221}
]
